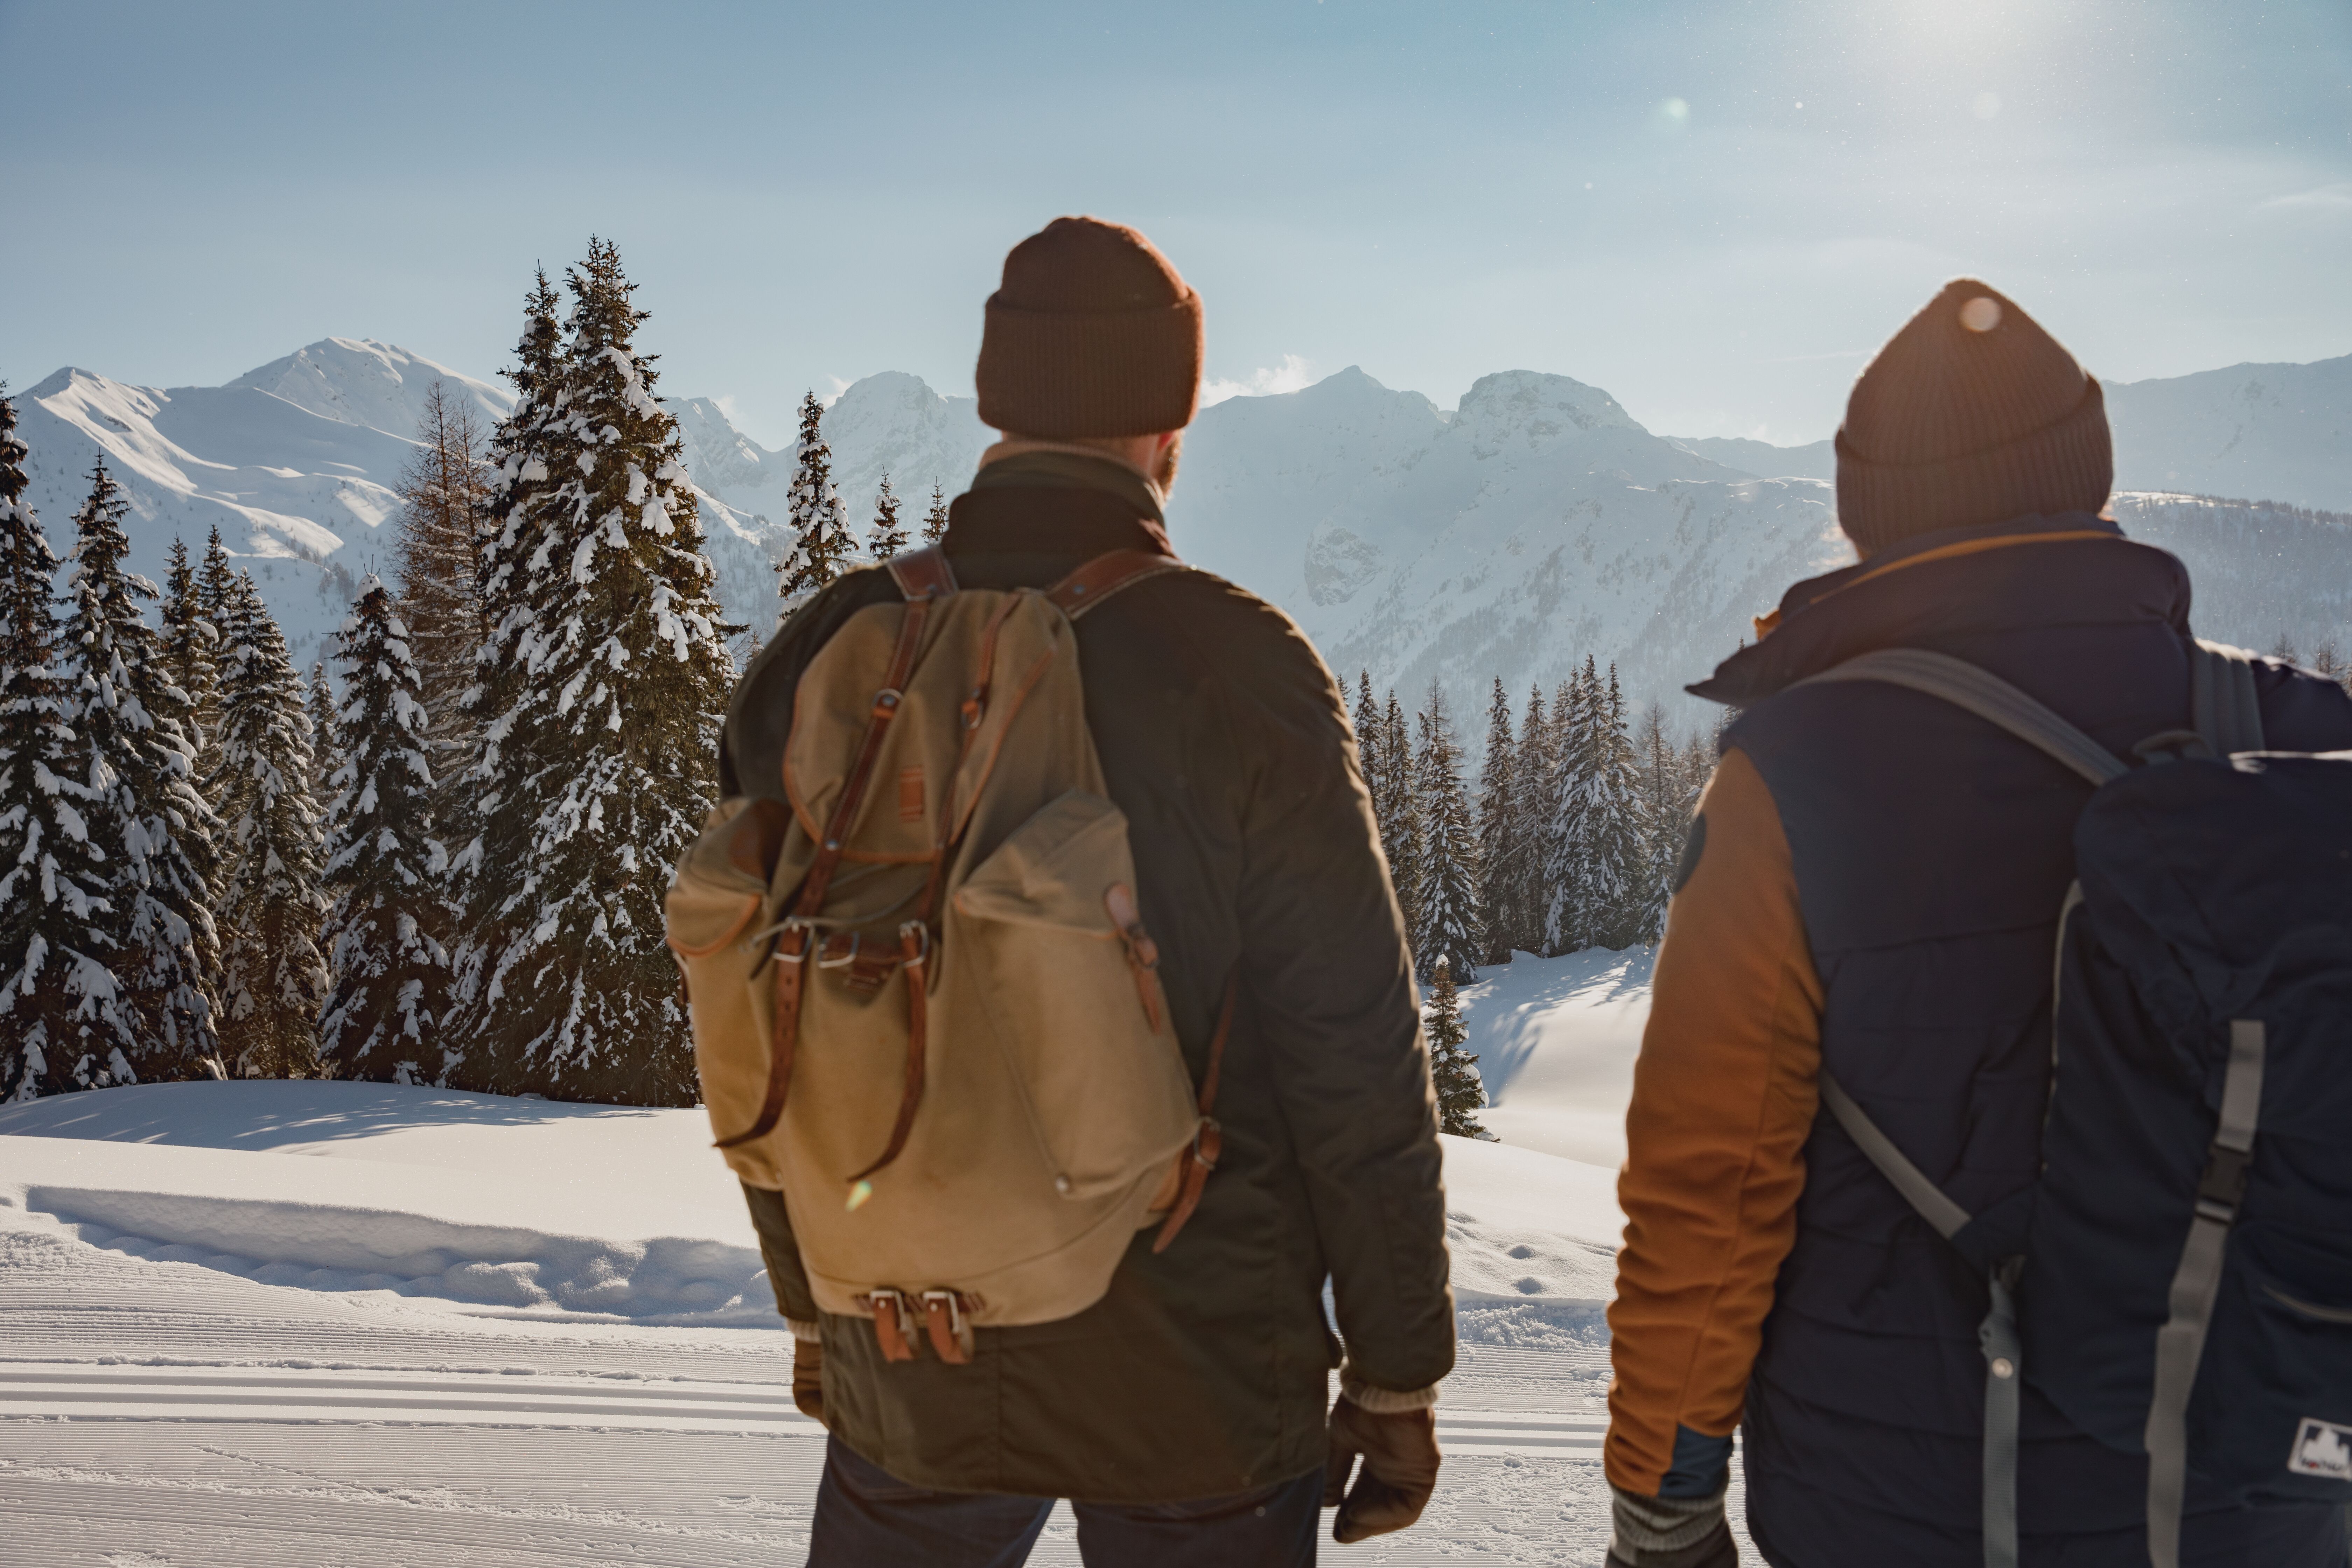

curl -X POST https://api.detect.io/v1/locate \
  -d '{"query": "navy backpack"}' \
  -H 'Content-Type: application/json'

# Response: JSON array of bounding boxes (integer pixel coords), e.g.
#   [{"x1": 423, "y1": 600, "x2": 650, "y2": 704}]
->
[{"x1": 1796, "y1": 644, "x2": 2352, "y2": 1568}]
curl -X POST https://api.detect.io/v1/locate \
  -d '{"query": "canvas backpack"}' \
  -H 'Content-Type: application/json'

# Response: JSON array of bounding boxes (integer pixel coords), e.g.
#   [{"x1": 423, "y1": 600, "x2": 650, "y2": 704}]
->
[
  {"x1": 664, "y1": 546, "x2": 1223, "y2": 1364},
  {"x1": 1794, "y1": 643, "x2": 2352, "y2": 1568}
]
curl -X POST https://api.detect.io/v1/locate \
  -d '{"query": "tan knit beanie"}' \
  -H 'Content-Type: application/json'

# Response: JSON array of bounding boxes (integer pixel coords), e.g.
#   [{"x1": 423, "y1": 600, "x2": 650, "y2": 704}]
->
[
  {"x1": 1835, "y1": 279, "x2": 2112, "y2": 552},
  {"x1": 976, "y1": 217, "x2": 1203, "y2": 439}
]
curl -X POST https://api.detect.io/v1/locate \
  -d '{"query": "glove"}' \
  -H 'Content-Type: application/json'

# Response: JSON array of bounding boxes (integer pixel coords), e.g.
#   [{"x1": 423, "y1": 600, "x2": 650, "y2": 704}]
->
[
  {"x1": 1321, "y1": 1396, "x2": 1440, "y2": 1543},
  {"x1": 791, "y1": 1334, "x2": 825, "y2": 1424},
  {"x1": 1604, "y1": 1484, "x2": 1737, "y2": 1568}
]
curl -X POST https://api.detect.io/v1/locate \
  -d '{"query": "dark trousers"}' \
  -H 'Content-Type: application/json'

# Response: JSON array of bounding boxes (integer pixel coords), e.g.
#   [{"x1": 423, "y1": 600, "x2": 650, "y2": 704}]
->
[{"x1": 807, "y1": 1435, "x2": 1325, "y2": 1568}]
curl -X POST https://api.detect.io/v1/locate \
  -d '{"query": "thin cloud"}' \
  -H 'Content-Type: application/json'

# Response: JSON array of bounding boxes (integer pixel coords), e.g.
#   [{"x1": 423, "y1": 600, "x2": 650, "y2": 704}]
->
[
  {"x1": 1201, "y1": 355, "x2": 1316, "y2": 407},
  {"x1": 2262, "y1": 183, "x2": 2352, "y2": 212}
]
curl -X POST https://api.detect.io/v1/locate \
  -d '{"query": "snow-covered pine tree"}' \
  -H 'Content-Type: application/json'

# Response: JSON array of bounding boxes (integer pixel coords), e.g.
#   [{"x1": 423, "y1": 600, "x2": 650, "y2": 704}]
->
[
  {"x1": 1423, "y1": 955, "x2": 1488, "y2": 1139},
  {"x1": 209, "y1": 570, "x2": 327, "y2": 1078},
  {"x1": 1378, "y1": 689, "x2": 1423, "y2": 936},
  {"x1": 1410, "y1": 685, "x2": 1483, "y2": 983},
  {"x1": 776, "y1": 391, "x2": 855, "y2": 608},
  {"x1": 1582, "y1": 665, "x2": 1647, "y2": 948},
  {"x1": 394, "y1": 377, "x2": 491, "y2": 760},
  {"x1": 922, "y1": 482, "x2": 950, "y2": 545},
  {"x1": 318, "y1": 575, "x2": 446, "y2": 1083},
  {"x1": 0, "y1": 393, "x2": 121, "y2": 1100},
  {"x1": 1475, "y1": 678, "x2": 1517, "y2": 965},
  {"x1": 191, "y1": 527, "x2": 237, "y2": 785},
  {"x1": 866, "y1": 474, "x2": 909, "y2": 561},
  {"x1": 307, "y1": 661, "x2": 335, "y2": 798},
  {"x1": 1506, "y1": 683, "x2": 1553, "y2": 955},
  {"x1": 453, "y1": 237, "x2": 733, "y2": 1106},
  {"x1": 158, "y1": 540, "x2": 219, "y2": 762},
  {"x1": 52, "y1": 459, "x2": 225, "y2": 1086},
  {"x1": 1352, "y1": 672, "x2": 1386, "y2": 825},
  {"x1": 1541, "y1": 665, "x2": 1596, "y2": 953},
  {"x1": 1629, "y1": 701, "x2": 1684, "y2": 944}
]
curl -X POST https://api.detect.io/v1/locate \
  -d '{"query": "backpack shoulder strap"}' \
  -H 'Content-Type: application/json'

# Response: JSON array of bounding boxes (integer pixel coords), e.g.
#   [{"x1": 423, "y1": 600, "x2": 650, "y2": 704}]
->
[
  {"x1": 2189, "y1": 641, "x2": 2266, "y2": 756},
  {"x1": 887, "y1": 545, "x2": 959, "y2": 602},
  {"x1": 1046, "y1": 549, "x2": 1187, "y2": 620},
  {"x1": 1791, "y1": 648, "x2": 2128, "y2": 786}
]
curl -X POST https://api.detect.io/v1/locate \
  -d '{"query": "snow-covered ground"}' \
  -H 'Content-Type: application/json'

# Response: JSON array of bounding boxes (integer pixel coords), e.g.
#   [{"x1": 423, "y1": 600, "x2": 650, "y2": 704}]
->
[{"x1": 0, "y1": 950, "x2": 1765, "y2": 1564}]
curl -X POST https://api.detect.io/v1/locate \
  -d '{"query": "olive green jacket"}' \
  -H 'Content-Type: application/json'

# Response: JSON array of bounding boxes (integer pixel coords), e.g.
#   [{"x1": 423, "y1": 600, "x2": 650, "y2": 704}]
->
[{"x1": 720, "y1": 454, "x2": 1452, "y2": 1503}]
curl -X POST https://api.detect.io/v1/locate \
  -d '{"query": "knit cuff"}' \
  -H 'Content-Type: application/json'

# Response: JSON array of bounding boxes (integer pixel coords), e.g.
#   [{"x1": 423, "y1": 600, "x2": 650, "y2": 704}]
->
[
  {"x1": 1339, "y1": 1363, "x2": 1439, "y2": 1413},
  {"x1": 1610, "y1": 1481, "x2": 1727, "y2": 1555},
  {"x1": 785, "y1": 1317, "x2": 823, "y2": 1342}
]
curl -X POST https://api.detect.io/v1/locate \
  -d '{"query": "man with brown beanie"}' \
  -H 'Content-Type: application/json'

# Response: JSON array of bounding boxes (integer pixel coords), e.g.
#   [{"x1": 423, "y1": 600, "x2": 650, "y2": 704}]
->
[
  {"x1": 1601, "y1": 279, "x2": 2352, "y2": 1566},
  {"x1": 719, "y1": 216, "x2": 1454, "y2": 1566}
]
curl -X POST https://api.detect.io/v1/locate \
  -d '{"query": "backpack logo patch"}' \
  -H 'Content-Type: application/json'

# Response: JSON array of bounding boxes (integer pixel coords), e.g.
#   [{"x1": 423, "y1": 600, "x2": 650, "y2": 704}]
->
[{"x1": 2289, "y1": 1418, "x2": 2352, "y2": 1480}]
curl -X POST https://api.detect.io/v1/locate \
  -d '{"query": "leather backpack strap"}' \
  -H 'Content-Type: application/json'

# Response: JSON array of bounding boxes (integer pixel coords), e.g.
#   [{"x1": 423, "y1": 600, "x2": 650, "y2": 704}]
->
[
  {"x1": 1045, "y1": 549, "x2": 1186, "y2": 620},
  {"x1": 713, "y1": 578, "x2": 939, "y2": 1152},
  {"x1": 887, "y1": 544, "x2": 960, "y2": 603},
  {"x1": 1152, "y1": 972, "x2": 1238, "y2": 1255}
]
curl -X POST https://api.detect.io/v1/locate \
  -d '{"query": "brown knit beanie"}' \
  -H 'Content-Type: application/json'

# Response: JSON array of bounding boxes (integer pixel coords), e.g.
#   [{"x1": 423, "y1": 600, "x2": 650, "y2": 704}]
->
[
  {"x1": 1835, "y1": 278, "x2": 2112, "y2": 552},
  {"x1": 975, "y1": 217, "x2": 1203, "y2": 439}
]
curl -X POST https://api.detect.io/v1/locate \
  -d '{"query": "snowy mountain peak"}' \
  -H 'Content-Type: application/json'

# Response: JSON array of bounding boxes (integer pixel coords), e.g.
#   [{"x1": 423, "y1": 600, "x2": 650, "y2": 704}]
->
[
  {"x1": 227, "y1": 338, "x2": 514, "y2": 439},
  {"x1": 1454, "y1": 370, "x2": 1645, "y2": 459}
]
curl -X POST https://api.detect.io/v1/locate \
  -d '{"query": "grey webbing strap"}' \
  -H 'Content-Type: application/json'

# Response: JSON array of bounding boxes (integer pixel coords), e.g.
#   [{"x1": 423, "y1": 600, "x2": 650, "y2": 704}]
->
[
  {"x1": 1794, "y1": 649, "x2": 2128, "y2": 786},
  {"x1": 1821, "y1": 1070, "x2": 2021, "y2": 1568},
  {"x1": 2144, "y1": 1020, "x2": 2267, "y2": 1568},
  {"x1": 1819, "y1": 1071, "x2": 1972, "y2": 1238},
  {"x1": 2189, "y1": 642, "x2": 2266, "y2": 757},
  {"x1": 1981, "y1": 1259, "x2": 2025, "y2": 1568}
]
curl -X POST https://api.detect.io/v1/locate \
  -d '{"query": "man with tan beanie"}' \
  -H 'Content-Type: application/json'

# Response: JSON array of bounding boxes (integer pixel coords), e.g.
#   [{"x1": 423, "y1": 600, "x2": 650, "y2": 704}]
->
[
  {"x1": 1601, "y1": 280, "x2": 2352, "y2": 1566},
  {"x1": 719, "y1": 217, "x2": 1454, "y2": 1566}
]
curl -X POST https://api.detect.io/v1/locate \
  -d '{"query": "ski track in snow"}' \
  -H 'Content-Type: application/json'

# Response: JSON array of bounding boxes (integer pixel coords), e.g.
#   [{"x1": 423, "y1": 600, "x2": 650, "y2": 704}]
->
[{"x1": 0, "y1": 952, "x2": 1772, "y2": 1564}]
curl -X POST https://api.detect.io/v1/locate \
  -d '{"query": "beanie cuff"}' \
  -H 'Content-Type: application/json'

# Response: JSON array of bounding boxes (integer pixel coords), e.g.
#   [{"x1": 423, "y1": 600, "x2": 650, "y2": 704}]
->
[
  {"x1": 976, "y1": 292, "x2": 1204, "y2": 438},
  {"x1": 1837, "y1": 377, "x2": 2113, "y2": 551}
]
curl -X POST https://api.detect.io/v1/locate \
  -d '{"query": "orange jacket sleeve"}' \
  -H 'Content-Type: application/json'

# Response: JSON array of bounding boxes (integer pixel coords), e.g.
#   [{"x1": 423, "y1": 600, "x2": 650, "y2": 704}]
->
[{"x1": 1604, "y1": 744, "x2": 1824, "y2": 1496}]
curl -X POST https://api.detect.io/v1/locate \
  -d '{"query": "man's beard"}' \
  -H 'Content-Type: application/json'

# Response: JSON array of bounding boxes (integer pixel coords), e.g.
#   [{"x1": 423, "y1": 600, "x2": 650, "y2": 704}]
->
[{"x1": 1153, "y1": 431, "x2": 1183, "y2": 494}]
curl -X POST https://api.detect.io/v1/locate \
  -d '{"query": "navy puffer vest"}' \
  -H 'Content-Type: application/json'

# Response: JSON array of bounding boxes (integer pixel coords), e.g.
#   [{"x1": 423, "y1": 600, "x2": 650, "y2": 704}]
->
[{"x1": 1695, "y1": 512, "x2": 2352, "y2": 1567}]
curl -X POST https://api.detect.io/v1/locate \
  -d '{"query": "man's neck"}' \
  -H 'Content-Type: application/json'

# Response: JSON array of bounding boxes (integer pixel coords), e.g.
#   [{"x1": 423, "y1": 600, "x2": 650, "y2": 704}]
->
[{"x1": 972, "y1": 442, "x2": 1167, "y2": 525}]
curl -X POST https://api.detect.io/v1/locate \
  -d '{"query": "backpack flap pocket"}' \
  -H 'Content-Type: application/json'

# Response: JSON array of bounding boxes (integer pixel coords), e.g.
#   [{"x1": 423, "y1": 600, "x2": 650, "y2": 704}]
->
[{"x1": 951, "y1": 790, "x2": 1200, "y2": 1202}]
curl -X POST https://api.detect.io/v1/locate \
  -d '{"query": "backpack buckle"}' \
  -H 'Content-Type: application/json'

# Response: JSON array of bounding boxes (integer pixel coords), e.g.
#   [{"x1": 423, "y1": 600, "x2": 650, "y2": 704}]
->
[
  {"x1": 861, "y1": 1288, "x2": 917, "y2": 1362},
  {"x1": 2196, "y1": 1142, "x2": 2252, "y2": 1221},
  {"x1": 919, "y1": 1289, "x2": 976, "y2": 1364},
  {"x1": 816, "y1": 932, "x2": 863, "y2": 971}
]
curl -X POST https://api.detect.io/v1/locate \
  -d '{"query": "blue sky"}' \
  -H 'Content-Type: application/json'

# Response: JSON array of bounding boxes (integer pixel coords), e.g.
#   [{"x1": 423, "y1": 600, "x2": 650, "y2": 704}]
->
[{"x1": 2, "y1": 0, "x2": 2347, "y2": 447}]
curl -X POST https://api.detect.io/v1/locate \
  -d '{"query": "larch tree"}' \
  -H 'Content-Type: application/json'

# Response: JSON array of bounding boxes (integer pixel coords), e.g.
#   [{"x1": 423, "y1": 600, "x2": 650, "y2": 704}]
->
[
  {"x1": 0, "y1": 394, "x2": 120, "y2": 1099},
  {"x1": 394, "y1": 377, "x2": 492, "y2": 761},
  {"x1": 1475, "y1": 678, "x2": 1517, "y2": 965},
  {"x1": 209, "y1": 570, "x2": 327, "y2": 1078},
  {"x1": 317, "y1": 575, "x2": 446, "y2": 1083},
  {"x1": 922, "y1": 482, "x2": 950, "y2": 545},
  {"x1": 1423, "y1": 956, "x2": 1488, "y2": 1140},
  {"x1": 776, "y1": 390, "x2": 855, "y2": 607},
  {"x1": 451, "y1": 237, "x2": 734, "y2": 1106},
  {"x1": 53, "y1": 460, "x2": 224, "y2": 1086},
  {"x1": 866, "y1": 473, "x2": 909, "y2": 560},
  {"x1": 1410, "y1": 685, "x2": 1483, "y2": 983}
]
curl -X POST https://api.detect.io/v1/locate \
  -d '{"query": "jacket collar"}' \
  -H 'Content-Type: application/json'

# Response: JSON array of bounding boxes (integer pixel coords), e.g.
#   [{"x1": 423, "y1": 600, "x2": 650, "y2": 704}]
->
[
  {"x1": 1690, "y1": 510, "x2": 2191, "y2": 707},
  {"x1": 946, "y1": 451, "x2": 1175, "y2": 559}
]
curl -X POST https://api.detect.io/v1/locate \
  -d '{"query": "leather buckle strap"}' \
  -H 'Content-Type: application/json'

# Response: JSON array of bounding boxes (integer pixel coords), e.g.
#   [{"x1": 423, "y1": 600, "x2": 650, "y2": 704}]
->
[
  {"x1": 1152, "y1": 972, "x2": 1239, "y2": 1255},
  {"x1": 845, "y1": 922, "x2": 934, "y2": 1188},
  {"x1": 861, "y1": 1289, "x2": 918, "y2": 1363},
  {"x1": 1044, "y1": 549, "x2": 1187, "y2": 621},
  {"x1": 919, "y1": 1289, "x2": 975, "y2": 1364}
]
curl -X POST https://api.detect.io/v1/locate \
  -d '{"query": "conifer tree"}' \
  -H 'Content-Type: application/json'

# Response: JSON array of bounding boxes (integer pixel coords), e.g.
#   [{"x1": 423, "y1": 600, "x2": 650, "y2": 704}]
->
[
  {"x1": 307, "y1": 660, "x2": 335, "y2": 797},
  {"x1": 1506, "y1": 683, "x2": 1553, "y2": 955},
  {"x1": 1475, "y1": 678, "x2": 1517, "y2": 964},
  {"x1": 1582, "y1": 665, "x2": 1647, "y2": 947},
  {"x1": 776, "y1": 391, "x2": 854, "y2": 607},
  {"x1": 1377, "y1": 689, "x2": 1422, "y2": 935},
  {"x1": 1630, "y1": 702, "x2": 1684, "y2": 944},
  {"x1": 52, "y1": 460, "x2": 225, "y2": 1085},
  {"x1": 1411, "y1": 685, "x2": 1484, "y2": 983},
  {"x1": 1424, "y1": 955, "x2": 1488, "y2": 1139},
  {"x1": 450, "y1": 237, "x2": 733, "y2": 1106},
  {"x1": 922, "y1": 482, "x2": 950, "y2": 545},
  {"x1": 1352, "y1": 673, "x2": 1388, "y2": 846},
  {"x1": 192, "y1": 527, "x2": 237, "y2": 784},
  {"x1": 393, "y1": 377, "x2": 491, "y2": 758},
  {"x1": 0, "y1": 393, "x2": 122, "y2": 1099},
  {"x1": 1541, "y1": 666, "x2": 1596, "y2": 953},
  {"x1": 318, "y1": 575, "x2": 446, "y2": 1083},
  {"x1": 209, "y1": 571, "x2": 327, "y2": 1078},
  {"x1": 158, "y1": 540, "x2": 219, "y2": 764},
  {"x1": 866, "y1": 474, "x2": 909, "y2": 561}
]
